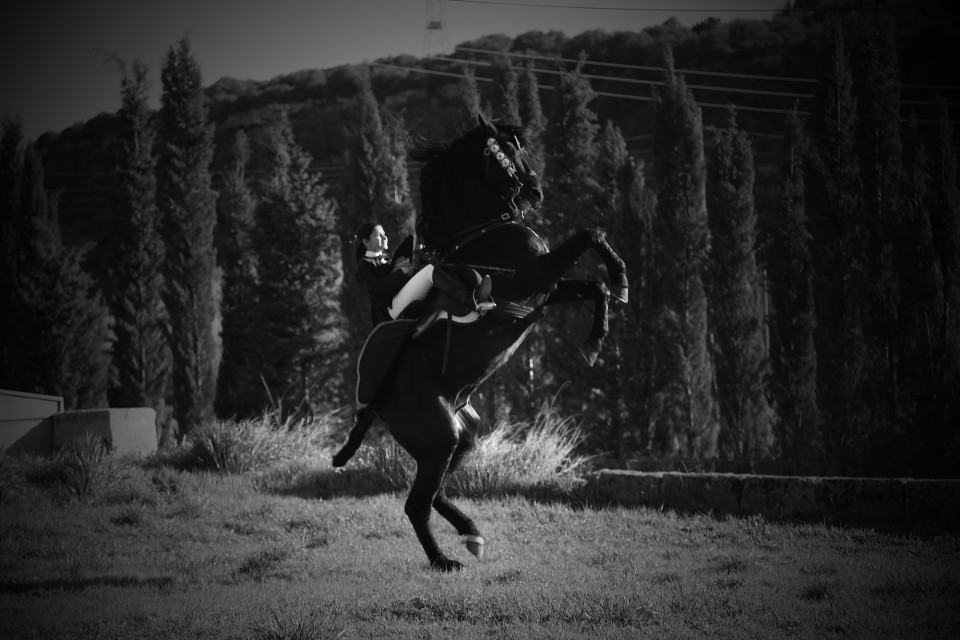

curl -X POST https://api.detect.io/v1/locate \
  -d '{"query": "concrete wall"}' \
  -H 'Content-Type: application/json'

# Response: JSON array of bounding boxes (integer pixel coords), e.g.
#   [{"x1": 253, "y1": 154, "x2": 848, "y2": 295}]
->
[
  {"x1": 1, "y1": 391, "x2": 157, "y2": 457},
  {"x1": 0, "y1": 389, "x2": 63, "y2": 454},
  {"x1": 53, "y1": 408, "x2": 158, "y2": 456},
  {"x1": 586, "y1": 470, "x2": 960, "y2": 531}
]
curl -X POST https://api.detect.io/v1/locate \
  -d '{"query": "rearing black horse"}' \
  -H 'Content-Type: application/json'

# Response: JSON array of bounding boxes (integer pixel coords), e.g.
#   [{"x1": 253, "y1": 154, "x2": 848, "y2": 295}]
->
[{"x1": 334, "y1": 114, "x2": 628, "y2": 571}]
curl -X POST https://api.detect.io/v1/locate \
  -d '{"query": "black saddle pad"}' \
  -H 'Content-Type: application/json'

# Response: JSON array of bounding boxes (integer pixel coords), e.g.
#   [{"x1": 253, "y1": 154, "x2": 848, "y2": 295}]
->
[{"x1": 355, "y1": 319, "x2": 417, "y2": 406}]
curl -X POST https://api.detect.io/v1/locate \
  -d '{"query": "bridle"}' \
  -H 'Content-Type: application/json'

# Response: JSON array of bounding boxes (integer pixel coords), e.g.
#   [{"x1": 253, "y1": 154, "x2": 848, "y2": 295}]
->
[
  {"x1": 427, "y1": 130, "x2": 545, "y2": 322},
  {"x1": 437, "y1": 131, "x2": 536, "y2": 259}
]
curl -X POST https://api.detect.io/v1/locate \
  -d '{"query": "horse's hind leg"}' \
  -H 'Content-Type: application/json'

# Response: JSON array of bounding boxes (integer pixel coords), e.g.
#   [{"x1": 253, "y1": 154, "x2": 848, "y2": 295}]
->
[
  {"x1": 433, "y1": 405, "x2": 484, "y2": 558},
  {"x1": 396, "y1": 400, "x2": 466, "y2": 571},
  {"x1": 406, "y1": 449, "x2": 463, "y2": 572}
]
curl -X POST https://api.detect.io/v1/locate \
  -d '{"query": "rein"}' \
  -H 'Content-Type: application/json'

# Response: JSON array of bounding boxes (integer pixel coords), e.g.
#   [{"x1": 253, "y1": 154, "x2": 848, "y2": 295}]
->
[{"x1": 447, "y1": 214, "x2": 522, "y2": 255}]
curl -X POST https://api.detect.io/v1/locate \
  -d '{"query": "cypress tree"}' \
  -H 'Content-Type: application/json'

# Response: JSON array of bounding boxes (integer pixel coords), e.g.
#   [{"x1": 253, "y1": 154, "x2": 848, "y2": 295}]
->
[
  {"x1": 215, "y1": 130, "x2": 261, "y2": 417},
  {"x1": 534, "y1": 54, "x2": 603, "y2": 420},
  {"x1": 156, "y1": 37, "x2": 219, "y2": 438},
  {"x1": 0, "y1": 117, "x2": 25, "y2": 382},
  {"x1": 705, "y1": 110, "x2": 774, "y2": 470},
  {"x1": 767, "y1": 106, "x2": 819, "y2": 474},
  {"x1": 0, "y1": 120, "x2": 109, "y2": 408},
  {"x1": 850, "y1": 13, "x2": 905, "y2": 467},
  {"x1": 39, "y1": 203, "x2": 112, "y2": 410},
  {"x1": 596, "y1": 120, "x2": 655, "y2": 457},
  {"x1": 924, "y1": 97, "x2": 960, "y2": 472},
  {"x1": 108, "y1": 59, "x2": 169, "y2": 411},
  {"x1": 254, "y1": 111, "x2": 344, "y2": 415},
  {"x1": 459, "y1": 64, "x2": 484, "y2": 123},
  {"x1": 544, "y1": 53, "x2": 599, "y2": 235},
  {"x1": 897, "y1": 113, "x2": 951, "y2": 476},
  {"x1": 806, "y1": 21, "x2": 867, "y2": 474},
  {"x1": 519, "y1": 61, "x2": 547, "y2": 179},
  {"x1": 382, "y1": 109, "x2": 416, "y2": 238},
  {"x1": 340, "y1": 70, "x2": 415, "y2": 391},
  {"x1": 343, "y1": 68, "x2": 402, "y2": 237},
  {"x1": 492, "y1": 52, "x2": 521, "y2": 124},
  {"x1": 649, "y1": 46, "x2": 718, "y2": 461},
  {"x1": 611, "y1": 151, "x2": 657, "y2": 457}
]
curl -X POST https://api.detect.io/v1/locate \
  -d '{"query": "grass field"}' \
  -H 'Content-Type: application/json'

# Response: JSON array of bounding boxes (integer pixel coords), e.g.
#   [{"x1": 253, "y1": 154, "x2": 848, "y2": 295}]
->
[{"x1": 1, "y1": 415, "x2": 958, "y2": 639}]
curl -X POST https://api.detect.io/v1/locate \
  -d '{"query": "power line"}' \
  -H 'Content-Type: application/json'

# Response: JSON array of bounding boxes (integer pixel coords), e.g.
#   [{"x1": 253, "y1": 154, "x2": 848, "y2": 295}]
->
[
  {"x1": 373, "y1": 60, "x2": 811, "y2": 114},
  {"x1": 456, "y1": 45, "x2": 818, "y2": 84},
  {"x1": 428, "y1": 55, "x2": 816, "y2": 100},
  {"x1": 456, "y1": 46, "x2": 960, "y2": 92},
  {"x1": 448, "y1": 0, "x2": 948, "y2": 12},
  {"x1": 447, "y1": 0, "x2": 776, "y2": 10}
]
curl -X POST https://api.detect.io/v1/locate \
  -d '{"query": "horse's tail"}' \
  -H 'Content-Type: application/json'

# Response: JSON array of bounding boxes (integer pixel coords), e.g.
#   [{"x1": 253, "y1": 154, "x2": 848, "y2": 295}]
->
[{"x1": 331, "y1": 405, "x2": 376, "y2": 467}]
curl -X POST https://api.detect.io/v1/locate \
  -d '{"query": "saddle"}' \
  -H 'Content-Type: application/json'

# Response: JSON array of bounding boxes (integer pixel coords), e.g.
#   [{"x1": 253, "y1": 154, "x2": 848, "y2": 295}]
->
[
  {"x1": 402, "y1": 263, "x2": 495, "y2": 338},
  {"x1": 355, "y1": 263, "x2": 495, "y2": 407}
]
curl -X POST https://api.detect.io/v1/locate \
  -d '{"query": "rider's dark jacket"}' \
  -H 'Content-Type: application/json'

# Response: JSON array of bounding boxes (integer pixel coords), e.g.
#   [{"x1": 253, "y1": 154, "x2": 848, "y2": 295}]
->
[{"x1": 355, "y1": 255, "x2": 410, "y2": 327}]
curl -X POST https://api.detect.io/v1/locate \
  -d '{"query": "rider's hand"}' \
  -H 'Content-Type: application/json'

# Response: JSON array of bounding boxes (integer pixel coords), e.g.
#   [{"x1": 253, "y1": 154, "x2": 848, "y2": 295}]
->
[{"x1": 394, "y1": 258, "x2": 413, "y2": 274}]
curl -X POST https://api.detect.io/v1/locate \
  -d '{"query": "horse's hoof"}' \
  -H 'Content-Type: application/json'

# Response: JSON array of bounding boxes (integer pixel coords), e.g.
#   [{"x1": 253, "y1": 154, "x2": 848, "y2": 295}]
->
[
  {"x1": 331, "y1": 450, "x2": 351, "y2": 467},
  {"x1": 580, "y1": 340, "x2": 601, "y2": 367},
  {"x1": 463, "y1": 535, "x2": 485, "y2": 559},
  {"x1": 614, "y1": 287, "x2": 629, "y2": 304},
  {"x1": 431, "y1": 557, "x2": 464, "y2": 572}
]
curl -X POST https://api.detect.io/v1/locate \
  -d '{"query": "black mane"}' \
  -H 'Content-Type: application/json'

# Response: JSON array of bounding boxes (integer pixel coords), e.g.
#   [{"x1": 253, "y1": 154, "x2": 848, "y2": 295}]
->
[{"x1": 410, "y1": 122, "x2": 526, "y2": 251}]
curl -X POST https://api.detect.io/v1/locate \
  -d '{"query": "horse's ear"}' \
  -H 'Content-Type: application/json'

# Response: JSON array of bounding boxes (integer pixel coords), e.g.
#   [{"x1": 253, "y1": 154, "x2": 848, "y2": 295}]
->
[{"x1": 477, "y1": 113, "x2": 496, "y2": 135}]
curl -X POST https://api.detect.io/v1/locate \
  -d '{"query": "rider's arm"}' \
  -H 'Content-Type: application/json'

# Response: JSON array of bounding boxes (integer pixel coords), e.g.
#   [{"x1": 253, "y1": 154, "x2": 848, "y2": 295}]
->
[{"x1": 356, "y1": 260, "x2": 410, "y2": 308}]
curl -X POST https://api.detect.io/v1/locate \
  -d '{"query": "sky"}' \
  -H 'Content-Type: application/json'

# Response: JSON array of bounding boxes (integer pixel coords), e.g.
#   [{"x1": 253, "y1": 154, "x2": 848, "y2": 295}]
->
[{"x1": 1, "y1": 0, "x2": 785, "y2": 140}]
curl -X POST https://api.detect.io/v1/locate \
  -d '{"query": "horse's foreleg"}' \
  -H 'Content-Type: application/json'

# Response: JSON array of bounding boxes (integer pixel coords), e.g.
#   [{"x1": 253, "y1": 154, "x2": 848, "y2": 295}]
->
[
  {"x1": 539, "y1": 228, "x2": 628, "y2": 303},
  {"x1": 545, "y1": 279, "x2": 610, "y2": 366}
]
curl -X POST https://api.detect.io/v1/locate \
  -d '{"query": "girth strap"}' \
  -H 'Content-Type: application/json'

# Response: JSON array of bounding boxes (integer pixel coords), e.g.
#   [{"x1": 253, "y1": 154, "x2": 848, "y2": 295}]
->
[{"x1": 489, "y1": 297, "x2": 542, "y2": 321}]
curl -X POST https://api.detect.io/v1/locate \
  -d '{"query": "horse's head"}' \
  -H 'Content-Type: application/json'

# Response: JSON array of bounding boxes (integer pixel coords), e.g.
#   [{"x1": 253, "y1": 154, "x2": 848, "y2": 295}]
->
[
  {"x1": 412, "y1": 114, "x2": 545, "y2": 252},
  {"x1": 475, "y1": 114, "x2": 543, "y2": 215}
]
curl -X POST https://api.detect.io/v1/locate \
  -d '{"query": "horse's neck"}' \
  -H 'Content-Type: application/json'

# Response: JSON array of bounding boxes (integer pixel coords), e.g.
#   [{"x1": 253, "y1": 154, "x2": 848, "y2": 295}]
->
[{"x1": 439, "y1": 188, "x2": 509, "y2": 234}]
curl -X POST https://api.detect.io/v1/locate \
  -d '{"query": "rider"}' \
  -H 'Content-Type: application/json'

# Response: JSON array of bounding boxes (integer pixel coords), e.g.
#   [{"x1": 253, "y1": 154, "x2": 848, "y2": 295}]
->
[
  {"x1": 353, "y1": 221, "x2": 494, "y2": 326},
  {"x1": 353, "y1": 221, "x2": 418, "y2": 327},
  {"x1": 332, "y1": 222, "x2": 495, "y2": 467}
]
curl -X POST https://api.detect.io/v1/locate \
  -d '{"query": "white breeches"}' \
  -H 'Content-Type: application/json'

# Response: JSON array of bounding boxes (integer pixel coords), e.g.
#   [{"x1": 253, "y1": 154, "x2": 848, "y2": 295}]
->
[{"x1": 388, "y1": 264, "x2": 435, "y2": 320}]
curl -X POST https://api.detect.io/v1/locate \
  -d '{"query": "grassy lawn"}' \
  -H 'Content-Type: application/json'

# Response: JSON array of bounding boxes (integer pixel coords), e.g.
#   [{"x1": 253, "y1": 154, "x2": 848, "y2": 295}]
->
[{"x1": 1, "y1": 419, "x2": 958, "y2": 639}]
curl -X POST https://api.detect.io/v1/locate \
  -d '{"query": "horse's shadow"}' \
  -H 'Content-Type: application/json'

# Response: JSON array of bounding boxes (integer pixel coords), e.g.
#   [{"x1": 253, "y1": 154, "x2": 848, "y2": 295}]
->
[
  {"x1": 259, "y1": 465, "x2": 404, "y2": 501},
  {"x1": 0, "y1": 575, "x2": 176, "y2": 594},
  {"x1": 260, "y1": 461, "x2": 591, "y2": 511}
]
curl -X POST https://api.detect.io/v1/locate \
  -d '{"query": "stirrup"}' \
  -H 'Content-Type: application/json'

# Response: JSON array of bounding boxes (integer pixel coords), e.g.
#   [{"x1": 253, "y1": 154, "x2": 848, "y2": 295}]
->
[{"x1": 473, "y1": 275, "x2": 495, "y2": 313}]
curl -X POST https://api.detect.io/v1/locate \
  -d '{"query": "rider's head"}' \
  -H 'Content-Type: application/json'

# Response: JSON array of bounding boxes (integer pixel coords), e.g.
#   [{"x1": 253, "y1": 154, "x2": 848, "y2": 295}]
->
[{"x1": 353, "y1": 222, "x2": 388, "y2": 263}]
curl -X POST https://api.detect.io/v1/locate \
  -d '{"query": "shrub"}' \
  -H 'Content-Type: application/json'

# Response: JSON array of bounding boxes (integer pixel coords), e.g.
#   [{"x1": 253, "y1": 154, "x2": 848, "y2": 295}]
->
[
  {"x1": 12, "y1": 433, "x2": 130, "y2": 502},
  {"x1": 450, "y1": 405, "x2": 591, "y2": 496},
  {"x1": 356, "y1": 438, "x2": 415, "y2": 491},
  {"x1": 180, "y1": 410, "x2": 343, "y2": 474},
  {"x1": 362, "y1": 402, "x2": 591, "y2": 496},
  {"x1": 55, "y1": 434, "x2": 130, "y2": 501}
]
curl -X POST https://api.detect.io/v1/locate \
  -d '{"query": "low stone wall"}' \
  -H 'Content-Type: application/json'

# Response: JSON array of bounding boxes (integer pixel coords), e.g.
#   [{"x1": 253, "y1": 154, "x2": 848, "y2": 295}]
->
[
  {"x1": 585, "y1": 469, "x2": 960, "y2": 532},
  {"x1": 53, "y1": 408, "x2": 158, "y2": 457}
]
